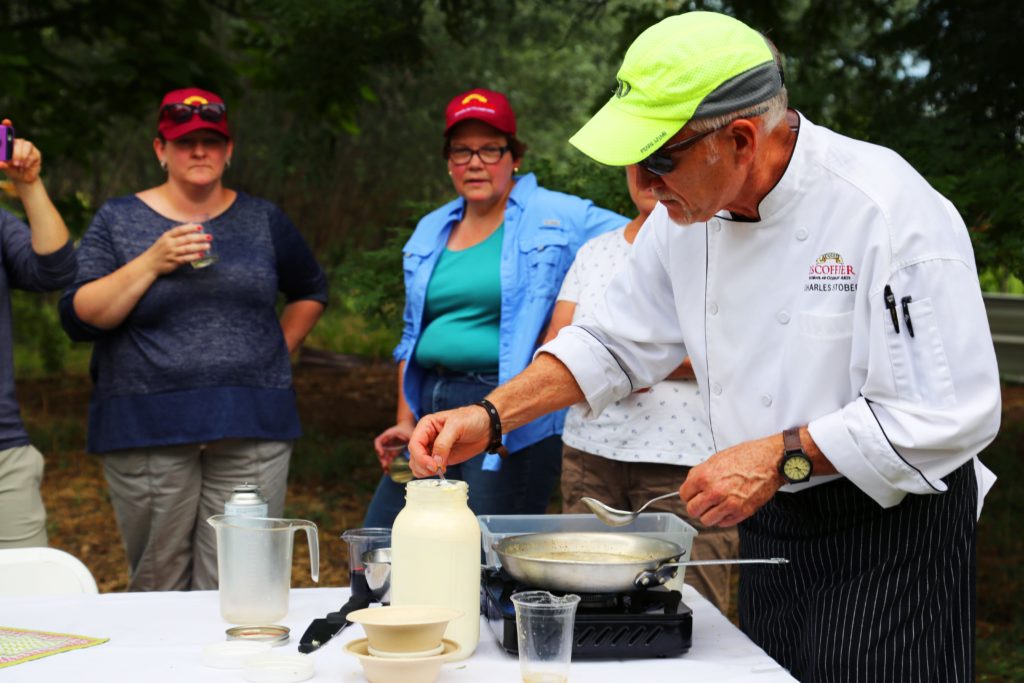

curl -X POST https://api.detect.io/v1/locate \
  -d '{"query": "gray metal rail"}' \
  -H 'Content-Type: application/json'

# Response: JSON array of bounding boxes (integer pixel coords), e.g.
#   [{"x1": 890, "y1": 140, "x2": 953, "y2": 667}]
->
[{"x1": 984, "y1": 293, "x2": 1024, "y2": 383}]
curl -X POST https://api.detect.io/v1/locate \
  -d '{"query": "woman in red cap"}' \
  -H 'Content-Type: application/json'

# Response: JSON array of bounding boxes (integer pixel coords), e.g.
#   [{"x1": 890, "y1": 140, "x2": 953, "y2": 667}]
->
[
  {"x1": 58, "y1": 87, "x2": 328, "y2": 591},
  {"x1": 364, "y1": 88, "x2": 627, "y2": 526}
]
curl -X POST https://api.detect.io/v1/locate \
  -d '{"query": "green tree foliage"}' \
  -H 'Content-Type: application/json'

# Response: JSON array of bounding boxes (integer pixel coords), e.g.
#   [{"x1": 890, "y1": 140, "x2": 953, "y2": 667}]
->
[{"x1": 0, "y1": 1, "x2": 236, "y2": 165}]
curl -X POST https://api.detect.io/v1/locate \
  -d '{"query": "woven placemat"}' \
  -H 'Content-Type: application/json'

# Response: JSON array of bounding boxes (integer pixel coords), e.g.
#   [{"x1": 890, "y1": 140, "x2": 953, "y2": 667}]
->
[{"x1": 0, "y1": 626, "x2": 108, "y2": 668}]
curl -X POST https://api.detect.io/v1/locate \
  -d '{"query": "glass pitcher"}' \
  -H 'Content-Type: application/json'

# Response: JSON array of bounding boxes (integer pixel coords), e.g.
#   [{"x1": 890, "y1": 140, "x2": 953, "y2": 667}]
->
[{"x1": 207, "y1": 515, "x2": 319, "y2": 624}]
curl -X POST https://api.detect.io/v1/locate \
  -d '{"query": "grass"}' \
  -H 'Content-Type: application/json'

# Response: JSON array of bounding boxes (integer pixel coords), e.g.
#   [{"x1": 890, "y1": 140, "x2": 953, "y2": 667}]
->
[{"x1": 301, "y1": 301, "x2": 399, "y2": 360}]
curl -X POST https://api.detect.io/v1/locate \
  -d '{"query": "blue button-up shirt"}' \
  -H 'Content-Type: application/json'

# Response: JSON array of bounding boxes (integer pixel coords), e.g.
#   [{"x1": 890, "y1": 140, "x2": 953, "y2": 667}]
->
[{"x1": 395, "y1": 173, "x2": 627, "y2": 461}]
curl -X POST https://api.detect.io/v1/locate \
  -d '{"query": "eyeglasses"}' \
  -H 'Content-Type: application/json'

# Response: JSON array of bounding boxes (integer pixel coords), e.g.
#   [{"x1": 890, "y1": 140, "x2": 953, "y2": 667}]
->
[
  {"x1": 637, "y1": 127, "x2": 724, "y2": 176},
  {"x1": 448, "y1": 145, "x2": 511, "y2": 165},
  {"x1": 160, "y1": 102, "x2": 227, "y2": 124},
  {"x1": 638, "y1": 108, "x2": 768, "y2": 176}
]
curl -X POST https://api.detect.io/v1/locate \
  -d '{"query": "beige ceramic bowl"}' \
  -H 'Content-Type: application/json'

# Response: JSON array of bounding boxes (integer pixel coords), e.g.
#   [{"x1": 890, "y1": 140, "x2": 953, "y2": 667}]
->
[
  {"x1": 344, "y1": 637, "x2": 460, "y2": 683},
  {"x1": 346, "y1": 606, "x2": 462, "y2": 654}
]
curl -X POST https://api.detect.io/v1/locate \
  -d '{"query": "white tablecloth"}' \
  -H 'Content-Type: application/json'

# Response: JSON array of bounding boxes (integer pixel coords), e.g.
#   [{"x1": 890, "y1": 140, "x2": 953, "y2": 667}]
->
[{"x1": 0, "y1": 586, "x2": 797, "y2": 681}]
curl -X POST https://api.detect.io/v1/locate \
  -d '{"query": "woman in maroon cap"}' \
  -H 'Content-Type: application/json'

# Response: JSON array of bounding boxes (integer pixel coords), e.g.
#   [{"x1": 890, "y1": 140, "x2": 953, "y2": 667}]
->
[
  {"x1": 58, "y1": 87, "x2": 329, "y2": 591},
  {"x1": 363, "y1": 88, "x2": 627, "y2": 526}
]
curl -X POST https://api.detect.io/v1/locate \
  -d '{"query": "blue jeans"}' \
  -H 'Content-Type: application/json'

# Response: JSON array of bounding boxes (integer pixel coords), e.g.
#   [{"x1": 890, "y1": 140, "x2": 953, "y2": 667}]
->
[{"x1": 362, "y1": 371, "x2": 562, "y2": 528}]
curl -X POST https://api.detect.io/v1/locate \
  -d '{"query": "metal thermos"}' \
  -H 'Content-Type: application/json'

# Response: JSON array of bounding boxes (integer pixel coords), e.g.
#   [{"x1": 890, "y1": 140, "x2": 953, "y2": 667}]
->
[{"x1": 224, "y1": 483, "x2": 269, "y2": 518}]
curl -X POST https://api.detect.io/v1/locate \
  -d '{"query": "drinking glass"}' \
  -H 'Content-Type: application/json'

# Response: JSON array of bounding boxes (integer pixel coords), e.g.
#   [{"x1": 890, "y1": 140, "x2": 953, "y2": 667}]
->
[
  {"x1": 188, "y1": 214, "x2": 217, "y2": 269},
  {"x1": 511, "y1": 591, "x2": 580, "y2": 683},
  {"x1": 381, "y1": 436, "x2": 413, "y2": 484}
]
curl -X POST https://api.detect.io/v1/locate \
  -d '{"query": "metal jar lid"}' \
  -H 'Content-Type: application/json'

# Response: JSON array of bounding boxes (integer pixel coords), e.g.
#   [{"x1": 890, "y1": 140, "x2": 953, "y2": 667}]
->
[{"x1": 226, "y1": 625, "x2": 291, "y2": 647}]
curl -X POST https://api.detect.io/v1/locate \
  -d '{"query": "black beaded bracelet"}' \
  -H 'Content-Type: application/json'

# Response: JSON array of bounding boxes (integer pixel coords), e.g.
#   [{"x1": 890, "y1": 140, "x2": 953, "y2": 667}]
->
[{"x1": 476, "y1": 399, "x2": 507, "y2": 456}]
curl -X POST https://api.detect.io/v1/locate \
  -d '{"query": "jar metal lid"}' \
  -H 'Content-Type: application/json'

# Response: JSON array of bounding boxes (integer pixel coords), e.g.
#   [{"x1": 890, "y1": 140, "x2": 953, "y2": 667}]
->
[{"x1": 226, "y1": 625, "x2": 291, "y2": 646}]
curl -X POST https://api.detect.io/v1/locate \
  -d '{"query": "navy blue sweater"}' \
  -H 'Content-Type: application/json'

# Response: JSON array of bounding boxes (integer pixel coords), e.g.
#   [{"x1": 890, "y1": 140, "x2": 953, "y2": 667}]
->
[
  {"x1": 0, "y1": 210, "x2": 77, "y2": 450},
  {"x1": 58, "y1": 193, "x2": 328, "y2": 453}
]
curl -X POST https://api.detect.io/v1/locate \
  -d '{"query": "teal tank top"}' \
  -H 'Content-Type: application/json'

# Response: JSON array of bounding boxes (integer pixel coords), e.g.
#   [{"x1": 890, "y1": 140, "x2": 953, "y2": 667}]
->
[{"x1": 414, "y1": 226, "x2": 503, "y2": 373}]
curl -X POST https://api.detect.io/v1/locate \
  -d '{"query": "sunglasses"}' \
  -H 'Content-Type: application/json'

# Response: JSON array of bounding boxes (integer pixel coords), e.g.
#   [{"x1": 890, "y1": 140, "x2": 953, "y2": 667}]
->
[
  {"x1": 638, "y1": 108, "x2": 769, "y2": 176},
  {"x1": 160, "y1": 102, "x2": 227, "y2": 124}
]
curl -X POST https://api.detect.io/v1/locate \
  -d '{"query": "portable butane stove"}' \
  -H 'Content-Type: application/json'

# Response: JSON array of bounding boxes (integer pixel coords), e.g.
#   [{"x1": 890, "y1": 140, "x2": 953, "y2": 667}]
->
[{"x1": 482, "y1": 567, "x2": 692, "y2": 659}]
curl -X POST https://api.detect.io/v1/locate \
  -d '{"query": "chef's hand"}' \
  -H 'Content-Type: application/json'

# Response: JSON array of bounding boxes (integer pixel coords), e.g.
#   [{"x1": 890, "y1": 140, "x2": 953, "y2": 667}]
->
[
  {"x1": 680, "y1": 433, "x2": 785, "y2": 527},
  {"x1": 408, "y1": 405, "x2": 491, "y2": 478}
]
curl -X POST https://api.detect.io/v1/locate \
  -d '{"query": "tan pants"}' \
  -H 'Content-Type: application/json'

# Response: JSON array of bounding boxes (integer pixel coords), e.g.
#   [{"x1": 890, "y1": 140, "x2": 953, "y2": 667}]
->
[
  {"x1": 102, "y1": 439, "x2": 291, "y2": 592},
  {"x1": 0, "y1": 445, "x2": 48, "y2": 548},
  {"x1": 561, "y1": 444, "x2": 739, "y2": 613}
]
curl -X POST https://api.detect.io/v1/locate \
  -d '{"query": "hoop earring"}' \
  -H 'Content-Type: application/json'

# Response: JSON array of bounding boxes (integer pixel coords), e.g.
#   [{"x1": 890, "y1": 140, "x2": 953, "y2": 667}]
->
[
  {"x1": 513, "y1": 167, "x2": 519, "y2": 173},
  {"x1": 159, "y1": 160, "x2": 167, "y2": 171}
]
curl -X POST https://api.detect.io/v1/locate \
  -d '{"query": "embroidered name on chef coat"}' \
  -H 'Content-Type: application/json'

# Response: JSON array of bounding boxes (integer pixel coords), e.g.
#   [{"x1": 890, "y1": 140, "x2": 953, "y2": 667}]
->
[{"x1": 805, "y1": 251, "x2": 859, "y2": 293}]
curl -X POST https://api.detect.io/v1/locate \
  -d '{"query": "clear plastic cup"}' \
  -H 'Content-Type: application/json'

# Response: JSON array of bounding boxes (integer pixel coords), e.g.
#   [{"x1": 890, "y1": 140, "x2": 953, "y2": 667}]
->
[
  {"x1": 341, "y1": 528, "x2": 391, "y2": 599},
  {"x1": 189, "y1": 214, "x2": 217, "y2": 269},
  {"x1": 511, "y1": 591, "x2": 580, "y2": 683},
  {"x1": 380, "y1": 437, "x2": 413, "y2": 484}
]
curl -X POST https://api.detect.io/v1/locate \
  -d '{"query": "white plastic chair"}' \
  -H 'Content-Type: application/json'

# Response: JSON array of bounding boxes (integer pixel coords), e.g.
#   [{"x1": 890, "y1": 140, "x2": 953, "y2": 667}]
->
[{"x1": 0, "y1": 547, "x2": 99, "y2": 596}]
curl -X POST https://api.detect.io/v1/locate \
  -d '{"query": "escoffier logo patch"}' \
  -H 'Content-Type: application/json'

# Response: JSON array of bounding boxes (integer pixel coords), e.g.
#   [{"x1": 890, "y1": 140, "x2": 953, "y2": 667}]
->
[{"x1": 805, "y1": 252, "x2": 858, "y2": 293}]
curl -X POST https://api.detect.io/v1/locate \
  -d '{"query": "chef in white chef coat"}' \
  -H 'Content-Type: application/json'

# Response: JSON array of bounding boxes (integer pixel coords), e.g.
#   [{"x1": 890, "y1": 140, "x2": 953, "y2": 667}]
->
[{"x1": 407, "y1": 11, "x2": 1001, "y2": 683}]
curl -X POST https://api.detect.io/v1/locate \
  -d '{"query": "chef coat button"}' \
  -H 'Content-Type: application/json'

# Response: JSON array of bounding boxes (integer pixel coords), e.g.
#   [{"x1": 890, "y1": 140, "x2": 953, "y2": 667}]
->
[
  {"x1": 710, "y1": 222, "x2": 721, "y2": 233},
  {"x1": 795, "y1": 228, "x2": 809, "y2": 241},
  {"x1": 777, "y1": 310, "x2": 791, "y2": 324},
  {"x1": 708, "y1": 302, "x2": 719, "y2": 316},
  {"x1": 712, "y1": 383, "x2": 723, "y2": 396},
  {"x1": 761, "y1": 394, "x2": 773, "y2": 407}
]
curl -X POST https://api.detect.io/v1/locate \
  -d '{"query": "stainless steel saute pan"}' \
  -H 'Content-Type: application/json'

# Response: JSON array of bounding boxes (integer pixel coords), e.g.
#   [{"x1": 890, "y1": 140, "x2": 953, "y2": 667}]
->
[{"x1": 493, "y1": 532, "x2": 787, "y2": 593}]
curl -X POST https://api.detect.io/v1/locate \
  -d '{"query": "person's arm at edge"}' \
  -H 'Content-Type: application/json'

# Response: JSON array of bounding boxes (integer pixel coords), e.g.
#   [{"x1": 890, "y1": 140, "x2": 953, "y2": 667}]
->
[
  {"x1": 1, "y1": 136, "x2": 70, "y2": 255},
  {"x1": 14, "y1": 173, "x2": 69, "y2": 255},
  {"x1": 408, "y1": 352, "x2": 583, "y2": 477}
]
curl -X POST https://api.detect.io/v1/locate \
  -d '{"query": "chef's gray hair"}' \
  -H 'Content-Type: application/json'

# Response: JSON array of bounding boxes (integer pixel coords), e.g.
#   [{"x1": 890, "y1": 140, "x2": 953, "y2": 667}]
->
[{"x1": 689, "y1": 34, "x2": 788, "y2": 135}]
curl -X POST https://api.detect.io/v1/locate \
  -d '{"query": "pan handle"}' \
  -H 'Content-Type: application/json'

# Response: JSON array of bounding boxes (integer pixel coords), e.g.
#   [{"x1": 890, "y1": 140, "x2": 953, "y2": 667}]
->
[{"x1": 634, "y1": 557, "x2": 790, "y2": 588}]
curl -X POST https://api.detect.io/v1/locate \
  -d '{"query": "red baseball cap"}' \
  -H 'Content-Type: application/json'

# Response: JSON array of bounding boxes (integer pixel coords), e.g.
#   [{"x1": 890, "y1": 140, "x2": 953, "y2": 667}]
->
[
  {"x1": 157, "y1": 87, "x2": 231, "y2": 140},
  {"x1": 444, "y1": 88, "x2": 516, "y2": 136}
]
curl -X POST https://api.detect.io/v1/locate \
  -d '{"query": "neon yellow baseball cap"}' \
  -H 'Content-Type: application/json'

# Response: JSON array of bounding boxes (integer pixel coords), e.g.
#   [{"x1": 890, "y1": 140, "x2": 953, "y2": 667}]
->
[{"x1": 570, "y1": 11, "x2": 783, "y2": 166}]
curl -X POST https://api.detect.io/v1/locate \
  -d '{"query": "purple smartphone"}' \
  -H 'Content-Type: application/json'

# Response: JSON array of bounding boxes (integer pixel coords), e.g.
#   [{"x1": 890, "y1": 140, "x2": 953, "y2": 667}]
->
[{"x1": 0, "y1": 124, "x2": 14, "y2": 162}]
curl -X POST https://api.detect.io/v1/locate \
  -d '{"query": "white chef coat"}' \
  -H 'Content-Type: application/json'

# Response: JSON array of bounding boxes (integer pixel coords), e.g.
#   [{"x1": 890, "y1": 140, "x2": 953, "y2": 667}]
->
[{"x1": 540, "y1": 112, "x2": 1000, "y2": 513}]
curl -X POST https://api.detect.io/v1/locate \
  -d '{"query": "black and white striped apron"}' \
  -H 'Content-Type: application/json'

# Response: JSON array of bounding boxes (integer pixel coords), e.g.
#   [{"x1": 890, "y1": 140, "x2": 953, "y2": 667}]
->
[{"x1": 739, "y1": 462, "x2": 976, "y2": 683}]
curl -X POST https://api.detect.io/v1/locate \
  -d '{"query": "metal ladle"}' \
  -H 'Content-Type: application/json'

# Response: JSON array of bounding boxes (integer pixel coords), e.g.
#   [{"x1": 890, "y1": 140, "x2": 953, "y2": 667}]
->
[{"x1": 581, "y1": 492, "x2": 681, "y2": 527}]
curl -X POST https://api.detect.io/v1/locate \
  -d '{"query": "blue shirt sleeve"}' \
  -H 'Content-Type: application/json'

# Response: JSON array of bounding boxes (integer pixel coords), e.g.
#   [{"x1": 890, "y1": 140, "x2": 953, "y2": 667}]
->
[
  {"x1": 1, "y1": 209, "x2": 76, "y2": 292},
  {"x1": 58, "y1": 204, "x2": 116, "y2": 342},
  {"x1": 269, "y1": 205, "x2": 329, "y2": 306}
]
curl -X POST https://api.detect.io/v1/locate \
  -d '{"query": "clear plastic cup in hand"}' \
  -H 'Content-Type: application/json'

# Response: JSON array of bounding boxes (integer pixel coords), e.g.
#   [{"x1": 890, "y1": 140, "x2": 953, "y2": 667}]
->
[
  {"x1": 188, "y1": 214, "x2": 217, "y2": 269},
  {"x1": 512, "y1": 591, "x2": 580, "y2": 683},
  {"x1": 381, "y1": 436, "x2": 413, "y2": 484}
]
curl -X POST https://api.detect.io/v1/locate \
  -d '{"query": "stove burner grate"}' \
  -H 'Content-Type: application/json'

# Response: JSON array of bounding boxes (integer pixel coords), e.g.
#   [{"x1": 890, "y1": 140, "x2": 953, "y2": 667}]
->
[{"x1": 482, "y1": 568, "x2": 692, "y2": 659}]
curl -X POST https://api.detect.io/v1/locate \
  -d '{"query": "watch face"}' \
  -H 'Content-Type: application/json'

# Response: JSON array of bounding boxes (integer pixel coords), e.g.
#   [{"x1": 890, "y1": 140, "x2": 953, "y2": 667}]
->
[{"x1": 783, "y1": 455, "x2": 812, "y2": 482}]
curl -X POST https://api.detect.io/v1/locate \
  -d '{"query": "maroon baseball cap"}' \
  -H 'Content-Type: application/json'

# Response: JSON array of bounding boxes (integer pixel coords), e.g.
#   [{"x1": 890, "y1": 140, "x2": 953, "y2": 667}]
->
[
  {"x1": 157, "y1": 87, "x2": 231, "y2": 140},
  {"x1": 444, "y1": 88, "x2": 516, "y2": 135}
]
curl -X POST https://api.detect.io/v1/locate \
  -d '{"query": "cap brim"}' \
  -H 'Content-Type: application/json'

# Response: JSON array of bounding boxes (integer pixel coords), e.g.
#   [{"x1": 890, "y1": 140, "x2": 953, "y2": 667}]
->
[
  {"x1": 161, "y1": 118, "x2": 231, "y2": 141},
  {"x1": 569, "y1": 100, "x2": 680, "y2": 166}
]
